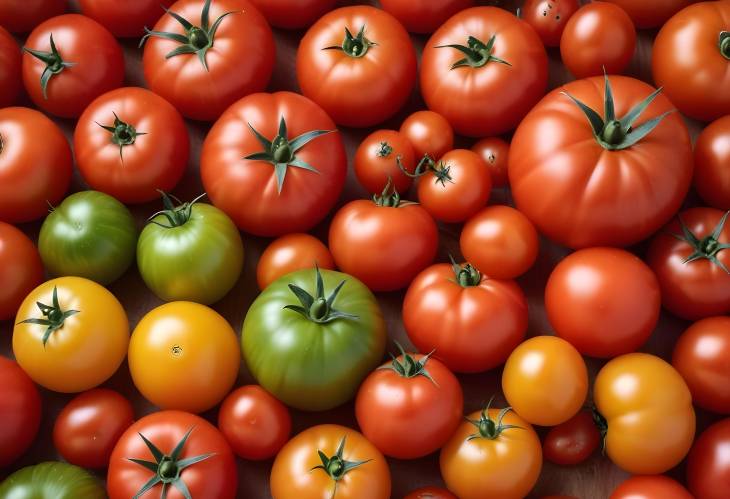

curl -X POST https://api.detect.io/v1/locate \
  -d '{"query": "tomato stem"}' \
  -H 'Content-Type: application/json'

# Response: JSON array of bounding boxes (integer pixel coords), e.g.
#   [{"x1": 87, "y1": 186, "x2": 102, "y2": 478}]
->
[
  {"x1": 466, "y1": 397, "x2": 523, "y2": 441},
  {"x1": 322, "y1": 25, "x2": 376, "y2": 58},
  {"x1": 591, "y1": 406, "x2": 608, "y2": 452},
  {"x1": 146, "y1": 191, "x2": 206, "y2": 229},
  {"x1": 376, "y1": 141, "x2": 393, "y2": 157},
  {"x1": 436, "y1": 34, "x2": 511, "y2": 70},
  {"x1": 372, "y1": 178, "x2": 402, "y2": 207},
  {"x1": 310, "y1": 436, "x2": 372, "y2": 497},
  {"x1": 284, "y1": 266, "x2": 360, "y2": 323},
  {"x1": 22, "y1": 34, "x2": 76, "y2": 99},
  {"x1": 720, "y1": 31, "x2": 730, "y2": 60},
  {"x1": 672, "y1": 211, "x2": 730, "y2": 273},
  {"x1": 378, "y1": 341, "x2": 438, "y2": 384},
  {"x1": 17, "y1": 286, "x2": 79, "y2": 346},
  {"x1": 450, "y1": 256, "x2": 482, "y2": 287},
  {"x1": 96, "y1": 112, "x2": 147, "y2": 161}
]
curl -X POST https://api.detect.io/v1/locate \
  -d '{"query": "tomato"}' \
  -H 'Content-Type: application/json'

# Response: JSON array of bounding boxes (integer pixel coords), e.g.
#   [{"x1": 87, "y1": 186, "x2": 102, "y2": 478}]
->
[
  {"x1": 405, "y1": 487, "x2": 457, "y2": 499},
  {"x1": 440, "y1": 403, "x2": 542, "y2": 499},
  {"x1": 653, "y1": 1, "x2": 730, "y2": 122},
  {"x1": 604, "y1": 0, "x2": 693, "y2": 29},
  {"x1": 610, "y1": 475, "x2": 693, "y2": 499},
  {"x1": 39, "y1": 191, "x2": 137, "y2": 286},
  {"x1": 521, "y1": 0, "x2": 580, "y2": 47},
  {"x1": 543, "y1": 410, "x2": 600, "y2": 466},
  {"x1": 137, "y1": 193, "x2": 244, "y2": 304},
  {"x1": 502, "y1": 336, "x2": 588, "y2": 426},
  {"x1": 217, "y1": 385, "x2": 291, "y2": 460},
  {"x1": 271, "y1": 424, "x2": 391, "y2": 499},
  {"x1": 0, "y1": 462, "x2": 105, "y2": 498},
  {"x1": 108, "y1": 410, "x2": 237, "y2": 499},
  {"x1": 560, "y1": 2, "x2": 636, "y2": 79},
  {"x1": 297, "y1": 5, "x2": 417, "y2": 127},
  {"x1": 647, "y1": 207, "x2": 730, "y2": 320},
  {"x1": 201, "y1": 91, "x2": 347, "y2": 236},
  {"x1": 256, "y1": 233, "x2": 334, "y2": 290},
  {"x1": 0, "y1": 26, "x2": 21, "y2": 107},
  {"x1": 421, "y1": 6, "x2": 548, "y2": 137},
  {"x1": 354, "y1": 129, "x2": 415, "y2": 195},
  {"x1": 243, "y1": 267, "x2": 386, "y2": 410},
  {"x1": 13, "y1": 277, "x2": 129, "y2": 393},
  {"x1": 510, "y1": 74, "x2": 693, "y2": 249},
  {"x1": 694, "y1": 115, "x2": 730, "y2": 210},
  {"x1": 79, "y1": 0, "x2": 175, "y2": 37},
  {"x1": 329, "y1": 186, "x2": 438, "y2": 292},
  {"x1": 673, "y1": 316, "x2": 730, "y2": 414},
  {"x1": 355, "y1": 345, "x2": 463, "y2": 459},
  {"x1": 53, "y1": 388, "x2": 134, "y2": 469},
  {"x1": 379, "y1": 0, "x2": 474, "y2": 34},
  {"x1": 460, "y1": 205, "x2": 539, "y2": 279},
  {"x1": 0, "y1": 0, "x2": 66, "y2": 33},
  {"x1": 249, "y1": 0, "x2": 336, "y2": 29},
  {"x1": 403, "y1": 261, "x2": 528, "y2": 373},
  {"x1": 594, "y1": 353, "x2": 695, "y2": 474},
  {"x1": 74, "y1": 87, "x2": 189, "y2": 204},
  {"x1": 399, "y1": 110, "x2": 454, "y2": 161},
  {"x1": 129, "y1": 301, "x2": 240, "y2": 413},
  {"x1": 22, "y1": 14, "x2": 124, "y2": 118},
  {"x1": 471, "y1": 137, "x2": 509, "y2": 187},
  {"x1": 0, "y1": 107, "x2": 72, "y2": 224},
  {"x1": 142, "y1": 0, "x2": 275, "y2": 121},
  {"x1": 0, "y1": 356, "x2": 41, "y2": 467},
  {"x1": 687, "y1": 418, "x2": 730, "y2": 499},
  {"x1": 0, "y1": 222, "x2": 43, "y2": 321}
]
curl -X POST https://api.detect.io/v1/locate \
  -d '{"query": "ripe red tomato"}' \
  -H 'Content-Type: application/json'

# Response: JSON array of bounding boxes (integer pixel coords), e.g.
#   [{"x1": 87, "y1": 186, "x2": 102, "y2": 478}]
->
[
  {"x1": 53, "y1": 389, "x2": 134, "y2": 469},
  {"x1": 217, "y1": 385, "x2": 292, "y2": 460},
  {"x1": 611, "y1": 475, "x2": 693, "y2": 499},
  {"x1": 543, "y1": 410, "x2": 600, "y2": 466},
  {"x1": 256, "y1": 233, "x2": 335, "y2": 290},
  {"x1": 201, "y1": 91, "x2": 347, "y2": 236},
  {"x1": 400, "y1": 110, "x2": 454, "y2": 161},
  {"x1": 0, "y1": 26, "x2": 21, "y2": 108},
  {"x1": 405, "y1": 487, "x2": 458, "y2": 499},
  {"x1": 22, "y1": 14, "x2": 124, "y2": 118},
  {"x1": 471, "y1": 137, "x2": 509, "y2": 187},
  {"x1": 687, "y1": 418, "x2": 730, "y2": 499},
  {"x1": 297, "y1": 5, "x2": 417, "y2": 127},
  {"x1": 79, "y1": 0, "x2": 175, "y2": 37},
  {"x1": 0, "y1": 222, "x2": 43, "y2": 321},
  {"x1": 142, "y1": 0, "x2": 275, "y2": 121},
  {"x1": 647, "y1": 207, "x2": 730, "y2": 320},
  {"x1": 379, "y1": 0, "x2": 474, "y2": 34},
  {"x1": 0, "y1": 356, "x2": 41, "y2": 467},
  {"x1": 694, "y1": 115, "x2": 730, "y2": 210},
  {"x1": 249, "y1": 0, "x2": 335, "y2": 29},
  {"x1": 421, "y1": 6, "x2": 548, "y2": 137},
  {"x1": 604, "y1": 0, "x2": 693, "y2": 29},
  {"x1": 521, "y1": 0, "x2": 580, "y2": 47},
  {"x1": 0, "y1": 0, "x2": 66, "y2": 33},
  {"x1": 354, "y1": 129, "x2": 415, "y2": 195}
]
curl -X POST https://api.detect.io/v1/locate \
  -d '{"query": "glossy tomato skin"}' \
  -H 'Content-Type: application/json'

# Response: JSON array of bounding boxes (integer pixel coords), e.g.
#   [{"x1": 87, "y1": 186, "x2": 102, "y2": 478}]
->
[
  {"x1": 421, "y1": 7, "x2": 548, "y2": 137},
  {"x1": 256, "y1": 233, "x2": 334, "y2": 290},
  {"x1": 53, "y1": 389, "x2": 134, "y2": 469},
  {"x1": 143, "y1": 0, "x2": 275, "y2": 121},
  {"x1": 0, "y1": 356, "x2": 41, "y2": 467},
  {"x1": 522, "y1": 0, "x2": 580, "y2": 47},
  {"x1": 0, "y1": 222, "x2": 43, "y2": 321},
  {"x1": 604, "y1": 0, "x2": 693, "y2": 29},
  {"x1": 543, "y1": 410, "x2": 600, "y2": 466},
  {"x1": 510, "y1": 75, "x2": 693, "y2": 249},
  {"x1": 0, "y1": 462, "x2": 105, "y2": 498},
  {"x1": 595, "y1": 353, "x2": 695, "y2": 474},
  {"x1": 400, "y1": 110, "x2": 454, "y2": 161},
  {"x1": 404, "y1": 487, "x2": 458, "y2": 499},
  {"x1": 471, "y1": 137, "x2": 510, "y2": 187},
  {"x1": 0, "y1": 26, "x2": 21, "y2": 107},
  {"x1": 0, "y1": 107, "x2": 72, "y2": 223},
  {"x1": 79, "y1": 0, "x2": 175, "y2": 37},
  {"x1": 201, "y1": 91, "x2": 347, "y2": 236},
  {"x1": 297, "y1": 6, "x2": 417, "y2": 127},
  {"x1": 0, "y1": 0, "x2": 66, "y2": 33},
  {"x1": 694, "y1": 115, "x2": 730, "y2": 210},
  {"x1": 610, "y1": 475, "x2": 693, "y2": 499},
  {"x1": 379, "y1": 0, "x2": 475, "y2": 34},
  {"x1": 249, "y1": 0, "x2": 336, "y2": 29},
  {"x1": 354, "y1": 129, "x2": 415, "y2": 195},
  {"x1": 687, "y1": 418, "x2": 730, "y2": 499}
]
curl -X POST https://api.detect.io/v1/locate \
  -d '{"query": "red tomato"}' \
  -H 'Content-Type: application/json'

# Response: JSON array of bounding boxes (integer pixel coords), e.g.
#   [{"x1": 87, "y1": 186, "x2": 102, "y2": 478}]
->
[
  {"x1": 379, "y1": 0, "x2": 475, "y2": 34},
  {"x1": 647, "y1": 207, "x2": 730, "y2": 320},
  {"x1": 521, "y1": 0, "x2": 580, "y2": 47},
  {"x1": 53, "y1": 389, "x2": 134, "y2": 469},
  {"x1": 142, "y1": 0, "x2": 275, "y2": 121},
  {"x1": 354, "y1": 129, "x2": 415, "y2": 195},
  {"x1": 217, "y1": 385, "x2": 291, "y2": 460},
  {"x1": 471, "y1": 137, "x2": 509, "y2": 187},
  {"x1": 79, "y1": 0, "x2": 175, "y2": 37},
  {"x1": 604, "y1": 0, "x2": 693, "y2": 29},
  {"x1": 543, "y1": 410, "x2": 600, "y2": 466},
  {"x1": 611, "y1": 475, "x2": 693, "y2": 499},
  {"x1": 249, "y1": 0, "x2": 336, "y2": 29},
  {"x1": 694, "y1": 115, "x2": 730, "y2": 210},
  {"x1": 0, "y1": 107, "x2": 73, "y2": 223},
  {"x1": 687, "y1": 418, "x2": 730, "y2": 499},
  {"x1": 297, "y1": 6, "x2": 417, "y2": 127},
  {"x1": 256, "y1": 233, "x2": 335, "y2": 290},
  {"x1": 400, "y1": 110, "x2": 454, "y2": 161},
  {"x1": 22, "y1": 14, "x2": 124, "y2": 118},
  {"x1": 421, "y1": 6, "x2": 548, "y2": 137},
  {"x1": 0, "y1": 26, "x2": 21, "y2": 108},
  {"x1": 0, "y1": 0, "x2": 66, "y2": 33},
  {"x1": 405, "y1": 487, "x2": 458, "y2": 499},
  {"x1": 403, "y1": 261, "x2": 528, "y2": 373},
  {"x1": 201, "y1": 91, "x2": 347, "y2": 236},
  {"x1": 0, "y1": 222, "x2": 43, "y2": 321},
  {"x1": 0, "y1": 356, "x2": 41, "y2": 467}
]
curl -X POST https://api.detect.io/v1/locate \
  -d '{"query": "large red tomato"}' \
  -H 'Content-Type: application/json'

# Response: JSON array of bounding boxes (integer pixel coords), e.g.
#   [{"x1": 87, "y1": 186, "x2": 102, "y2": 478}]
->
[
  {"x1": 521, "y1": 0, "x2": 580, "y2": 47},
  {"x1": 379, "y1": 0, "x2": 474, "y2": 34},
  {"x1": 611, "y1": 475, "x2": 693, "y2": 499},
  {"x1": 694, "y1": 115, "x2": 730, "y2": 210},
  {"x1": 249, "y1": 0, "x2": 335, "y2": 29},
  {"x1": 0, "y1": 222, "x2": 43, "y2": 320},
  {"x1": 0, "y1": 26, "x2": 21, "y2": 108},
  {"x1": 79, "y1": 0, "x2": 175, "y2": 37},
  {"x1": 421, "y1": 7, "x2": 548, "y2": 137},
  {"x1": 687, "y1": 418, "x2": 730, "y2": 499},
  {"x1": 201, "y1": 91, "x2": 347, "y2": 236},
  {"x1": 509, "y1": 74, "x2": 693, "y2": 248},
  {"x1": 0, "y1": 356, "x2": 41, "y2": 468},
  {"x1": 604, "y1": 0, "x2": 694, "y2": 29},
  {"x1": 0, "y1": 0, "x2": 66, "y2": 33}
]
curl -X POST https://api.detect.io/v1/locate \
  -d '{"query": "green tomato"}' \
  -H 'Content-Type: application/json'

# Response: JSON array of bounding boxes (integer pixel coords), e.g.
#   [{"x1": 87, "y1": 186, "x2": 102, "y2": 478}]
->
[
  {"x1": 242, "y1": 267, "x2": 387, "y2": 411},
  {"x1": 137, "y1": 193, "x2": 244, "y2": 305},
  {"x1": 39, "y1": 191, "x2": 137, "y2": 285},
  {"x1": 0, "y1": 461, "x2": 106, "y2": 499}
]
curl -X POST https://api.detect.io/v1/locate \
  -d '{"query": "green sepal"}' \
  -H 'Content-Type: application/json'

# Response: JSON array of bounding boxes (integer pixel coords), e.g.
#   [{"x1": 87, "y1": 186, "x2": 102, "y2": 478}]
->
[
  {"x1": 465, "y1": 396, "x2": 523, "y2": 441},
  {"x1": 284, "y1": 266, "x2": 359, "y2": 323},
  {"x1": 322, "y1": 25, "x2": 376, "y2": 58},
  {"x1": 377, "y1": 341, "x2": 438, "y2": 385},
  {"x1": 146, "y1": 191, "x2": 206, "y2": 229},
  {"x1": 671, "y1": 211, "x2": 730, "y2": 274},
  {"x1": 437, "y1": 34, "x2": 511, "y2": 70},
  {"x1": 96, "y1": 112, "x2": 147, "y2": 161},
  {"x1": 22, "y1": 34, "x2": 76, "y2": 99},
  {"x1": 17, "y1": 286, "x2": 80, "y2": 346},
  {"x1": 310, "y1": 436, "x2": 372, "y2": 499}
]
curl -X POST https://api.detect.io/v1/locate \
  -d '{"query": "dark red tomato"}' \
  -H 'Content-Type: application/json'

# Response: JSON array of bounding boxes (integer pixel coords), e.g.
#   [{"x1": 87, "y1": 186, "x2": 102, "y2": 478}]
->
[
  {"x1": 53, "y1": 389, "x2": 134, "y2": 469},
  {"x1": 405, "y1": 487, "x2": 458, "y2": 499},
  {"x1": 647, "y1": 207, "x2": 730, "y2": 320},
  {"x1": 379, "y1": 0, "x2": 475, "y2": 34},
  {"x1": 249, "y1": 0, "x2": 336, "y2": 29},
  {"x1": 0, "y1": 222, "x2": 43, "y2": 321},
  {"x1": 400, "y1": 110, "x2": 454, "y2": 161},
  {"x1": 0, "y1": 107, "x2": 73, "y2": 223},
  {"x1": 22, "y1": 14, "x2": 124, "y2": 118},
  {"x1": 611, "y1": 475, "x2": 693, "y2": 499},
  {"x1": 605, "y1": 0, "x2": 693, "y2": 29},
  {"x1": 256, "y1": 233, "x2": 335, "y2": 290},
  {"x1": 218, "y1": 385, "x2": 291, "y2": 460},
  {"x1": 0, "y1": 0, "x2": 66, "y2": 33},
  {"x1": 354, "y1": 129, "x2": 415, "y2": 195},
  {"x1": 687, "y1": 418, "x2": 730, "y2": 499},
  {"x1": 471, "y1": 137, "x2": 509, "y2": 187},
  {"x1": 142, "y1": 0, "x2": 275, "y2": 121},
  {"x1": 79, "y1": 0, "x2": 175, "y2": 37},
  {"x1": 543, "y1": 410, "x2": 600, "y2": 466},
  {"x1": 521, "y1": 0, "x2": 580, "y2": 47},
  {"x1": 0, "y1": 356, "x2": 41, "y2": 467},
  {"x1": 695, "y1": 115, "x2": 730, "y2": 210},
  {"x1": 0, "y1": 26, "x2": 21, "y2": 108}
]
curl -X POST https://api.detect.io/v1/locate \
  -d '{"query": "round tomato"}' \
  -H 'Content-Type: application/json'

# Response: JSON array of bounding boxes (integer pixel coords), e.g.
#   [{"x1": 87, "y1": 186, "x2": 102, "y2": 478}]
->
[
  {"x1": 129, "y1": 301, "x2": 240, "y2": 413},
  {"x1": 379, "y1": 0, "x2": 474, "y2": 34},
  {"x1": 22, "y1": 14, "x2": 124, "y2": 118},
  {"x1": 403, "y1": 261, "x2": 528, "y2": 373},
  {"x1": 399, "y1": 110, "x2": 454, "y2": 161},
  {"x1": 471, "y1": 137, "x2": 509, "y2": 187},
  {"x1": 0, "y1": 222, "x2": 43, "y2": 321},
  {"x1": 510, "y1": 74, "x2": 693, "y2": 248},
  {"x1": 0, "y1": 26, "x2": 21, "y2": 107},
  {"x1": 201, "y1": 91, "x2": 347, "y2": 236},
  {"x1": 594, "y1": 353, "x2": 695, "y2": 474},
  {"x1": 108, "y1": 411, "x2": 237, "y2": 499},
  {"x1": 405, "y1": 487, "x2": 457, "y2": 499},
  {"x1": 694, "y1": 115, "x2": 730, "y2": 210},
  {"x1": 355, "y1": 345, "x2": 463, "y2": 459},
  {"x1": 653, "y1": 1, "x2": 730, "y2": 122},
  {"x1": 0, "y1": 107, "x2": 72, "y2": 223},
  {"x1": 647, "y1": 207, "x2": 730, "y2": 320},
  {"x1": 421, "y1": 6, "x2": 548, "y2": 137},
  {"x1": 604, "y1": 0, "x2": 693, "y2": 28},
  {"x1": 687, "y1": 418, "x2": 730, "y2": 499},
  {"x1": 256, "y1": 233, "x2": 334, "y2": 290},
  {"x1": 74, "y1": 87, "x2": 189, "y2": 204},
  {"x1": 0, "y1": 0, "x2": 66, "y2": 33},
  {"x1": 79, "y1": 0, "x2": 175, "y2": 37},
  {"x1": 611, "y1": 475, "x2": 693, "y2": 499},
  {"x1": 13, "y1": 277, "x2": 129, "y2": 393},
  {"x1": 142, "y1": 0, "x2": 275, "y2": 121},
  {"x1": 297, "y1": 5, "x2": 417, "y2": 127},
  {"x1": 137, "y1": 193, "x2": 244, "y2": 304},
  {"x1": 53, "y1": 388, "x2": 134, "y2": 469},
  {"x1": 354, "y1": 129, "x2": 415, "y2": 195},
  {"x1": 249, "y1": 0, "x2": 335, "y2": 29},
  {"x1": 502, "y1": 336, "x2": 588, "y2": 426},
  {"x1": 243, "y1": 267, "x2": 386, "y2": 410},
  {"x1": 0, "y1": 462, "x2": 105, "y2": 498},
  {"x1": 0, "y1": 356, "x2": 41, "y2": 467},
  {"x1": 521, "y1": 0, "x2": 580, "y2": 47},
  {"x1": 217, "y1": 385, "x2": 291, "y2": 460},
  {"x1": 543, "y1": 410, "x2": 600, "y2": 466}
]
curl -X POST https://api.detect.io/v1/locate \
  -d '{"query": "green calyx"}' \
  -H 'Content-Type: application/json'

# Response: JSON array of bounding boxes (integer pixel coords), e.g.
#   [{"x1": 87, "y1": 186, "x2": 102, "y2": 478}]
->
[
  {"x1": 398, "y1": 154, "x2": 453, "y2": 186},
  {"x1": 311, "y1": 436, "x2": 371, "y2": 499},
  {"x1": 372, "y1": 178, "x2": 403, "y2": 207},
  {"x1": 437, "y1": 34, "x2": 511, "y2": 70},
  {"x1": 592, "y1": 407, "x2": 608, "y2": 452},
  {"x1": 672, "y1": 211, "x2": 730, "y2": 273},
  {"x1": 323, "y1": 26, "x2": 376, "y2": 58},
  {"x1": 146, "y1": 191, "x2": 206, "y2": 229},
  {"x1": 450, "y1": 256, "x2": 482, "y2": 287},
  {"x1": 96, "y1": 112, "x2": 147, "y2": 161},
  {"x1": 378, "y1": 341, "x2": 438, "y2": 384},
  {"x1": 466, "y1": 397, "x2": 523, "y2": 441},
  {"x1": 23, "y1": 34, "x2": 76, "y2": 99},
  {"x1": 284, "y1": 266, "x2": 359, "y2": 324},
  {"x1": 720, "y1": 31, "x2": 730, "y2": 60},
  {"x1": 139, "y1": 0, "x2": 237, "y2": 71},
  {"x1": 128, "y1": 427, "x2": 214, "y2": 499},
  {"x1": 18, "y1": 286, "x2": 79, "y2": 346},
  {"x1": 377, "y1": 141, "x2": 393, "y2": 157}
]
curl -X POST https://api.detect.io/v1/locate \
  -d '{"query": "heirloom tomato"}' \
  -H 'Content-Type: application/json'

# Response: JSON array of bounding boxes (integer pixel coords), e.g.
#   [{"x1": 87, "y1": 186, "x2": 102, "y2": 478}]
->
[
  {"x1": 354, "y1": 129, "x2": 415, "y2": 195},
  {"x1": 379, "y1": 0, "x2": 474, "y2": 34},
  {"x1": 604, "y1": 0, "x2": 693, "y2": 28},
  {"x1": 249, "y1": 0, "x2": 335, "y2": 29},
  {"x1": 0, "y1": 222, "x2": 43, "y2": 320},
  {"x1": 256, "y1": 233, "x2": 334, "y2": 290},
  {"x1": 694, "y1": 115, "x2": 730, "y2": 210},
  {"x1": 0, "y1": 356, "x2": 41, "y2": 467},
  {"x1": 543, "y1": 410, "x2": 600, "y2": 466},
  {"x1": 687, "y1": 418, "x2": 730, "y2": 499},
  {"x1": 399, "y1": 110, "x2": 454, "y2": 161},
  {"x1": 0, "y1": 462, "x2": 105, "y2": 499},
  {"x1": 471, "y1": 137, "x2": 509, "y2": 187},
  {"x1": 405, "y1": 488, "x2": 457, "y2": 499},
  {"x1": 0, "y1": 0, "x2": 66, "y2": 33},
  {"x1": 0, "y1": 26, "x2": 21, "y2": 107},
  {"x1": 79, "y1": 0, "x2": 175, "y2": 37},
  {"x1": 521, "y1": 0, "x2": 580, "y2": 47},
  {"x1": 610, "y1": 475, "x2": 693, "y2": 499}
]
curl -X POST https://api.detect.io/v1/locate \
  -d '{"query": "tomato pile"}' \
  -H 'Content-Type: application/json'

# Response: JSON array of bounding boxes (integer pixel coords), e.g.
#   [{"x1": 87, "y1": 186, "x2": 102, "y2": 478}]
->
[{"x1": 1, "y1": 0, "x2": 729, "y2": 498}]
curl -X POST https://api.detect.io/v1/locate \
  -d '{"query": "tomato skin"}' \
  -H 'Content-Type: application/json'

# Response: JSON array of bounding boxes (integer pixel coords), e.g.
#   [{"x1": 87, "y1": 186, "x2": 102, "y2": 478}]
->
[
  {"x1": 217, "y1": 385, "x2": 292, "y2": 460},
  {"x1": 400, "y1": 110, "x2": 454, "y2": 161},
  {"x1": 0, "y1": 356, "x2": 41, "y2": 468},
  {"x1": 53, "y1": 389, "x2": 134, "y2": 469},
  {"x1": 379, "y1": 0, "x2": 475, "y2": 34},
  {"x1": 0, "y1": 462, "x2": 105, "y2": 498},
  {"x1": 0, "y1": 26, "x2": 21, "y2": 107},
  {"x1": 543, "y1": 410, "x2": 600, "y2": 466},
  {"x1": 256, "y1": 233, "x2": 334, "y2": 290},
  {"x1": 694, "y1": 115, "x2": 730, "y2": 210},
  {"x1": 249, "y1": 0, "x2": 336, "y2": 29},
  {"x1": 522, "y1": 0, "x2": 580, "y2": 47},
  {"x1": 471, "y1": 137, "x2": 509, "y2": 187},
  {"x1": 610, "y1": 475, "x2": 693, "y2": 499},
  {"x1": 0, "y1": 0, "x2": 66, "y2": 33},
  {"x1": 404, "y1": 487, "x2": 458, "y2": 499},
  {"x1": 687, "y1": 418, "x2": 730, "y2": 499},
  {"x1": 604, "y1": 0, "x2": 693, "y2": 29},
  {"x1": 79, "y1": 0, "x2": 175, "y2": 37},
  {"x1": 354, "y1": 129, "x2": 415, "y2": 195},
  {"x1": 297, "y1": 6, "x2": 417, "y2": 128},
  {"x1": 0, "y1": 222, "x2": 43, "y2": 321}
]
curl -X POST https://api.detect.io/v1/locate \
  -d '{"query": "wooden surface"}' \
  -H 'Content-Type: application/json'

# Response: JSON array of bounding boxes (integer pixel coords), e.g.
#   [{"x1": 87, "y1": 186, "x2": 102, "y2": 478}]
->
[{"x1": 0, "y1": 1, "x2": 717, "y2": 498}]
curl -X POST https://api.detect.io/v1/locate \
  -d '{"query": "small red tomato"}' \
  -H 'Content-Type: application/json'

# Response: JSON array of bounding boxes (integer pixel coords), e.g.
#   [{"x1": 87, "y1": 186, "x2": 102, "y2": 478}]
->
[
  {"x1": 522, "y1": 0, "x2": 580, "y2": 47},
  {"x1": 687, "y1": 418, "x2": 730, "y2": 499},
  {"x1": 694, "y1": 115, "x2": 730, "y2": 210},
  {"x1": 611, "y1": 475, "x2": 693, "y2": 499},
  {"x1": 0, "y1": 356, "x2": 41, "y2": 467},
  {"x1": 405, "y1": 487, "x2": 458, "y2": 499},
  {"x1": 400, "y1": 110, "x2": 454, "y2": 162},
  {"x1": 0, "y1": 26, "x2": 21, "y2": 108},
  {"x1": 257, "y1": 233, "x2": 335, "y2": 290},
  {"x1": 471, "y1": 137, "x2": 509, "y2": 188},
  {"x1": 0, "y1": 222, "x2": 43, "y2": 321},
  {"x1": 354, "y1": 129, "x2": 415, "y2": 195},
  {"x1": 543, "y1": 410, "x2": 600, "y2": 466}
]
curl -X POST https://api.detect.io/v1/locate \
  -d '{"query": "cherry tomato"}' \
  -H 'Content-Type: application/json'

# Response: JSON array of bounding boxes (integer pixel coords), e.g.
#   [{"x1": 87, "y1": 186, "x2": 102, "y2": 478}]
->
[
  {"x1": 79, "y1": 0, "x2": 175, "y2": 37},
  {"x1": 694, "y1": 115, "x2": 730, "y2": 210},
  {"x1": 354, "y1": 129, "x2": 415, "y2": 195},
  {"x1": 0, "y1": 222, "x2": 43, "y2": 321},
  {"x1": 543, "y1": 410, "x2": 600, "y2": 466},
  {"x1": 0, "y1": 26, "x2": 21, "y2": 107},
  {"x1": 521, "y1": 0, "x2": 580, "y2": 47},
  {"x1": 379, "y1": 0, "x2": 474, "y2": 34},
  {"x1": 604, "y1": 0, "x2": 693, "y2": 29},
  {"x1": 0, "y1": 0, "x2": 66, "y2": 33},
  {"x1": 405, "y1": 487, "x2": 457, "y2": 499},
  {"x1": 400, "y1": 110, "x2": 454, "y2": 161},
  {"x1": 611, "y1": 475, "x2": 693, "y2": 499},
  {"x1": 471, "y1": 137, "x2": 509, "y2": 187},
  {"x1": 249, "y1": 0, "x2": 336, "y2": 29},
  {"x1": 687, "y1": 418, "x2": 730, "y2": 499},
  {"x1": 0, "y1": 356, "x2": 41, "y2": 467},
  {"x1": 257, "y1": 233, "x2": 335, "y2": 290}
]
